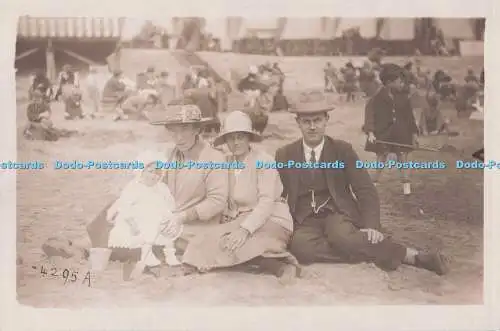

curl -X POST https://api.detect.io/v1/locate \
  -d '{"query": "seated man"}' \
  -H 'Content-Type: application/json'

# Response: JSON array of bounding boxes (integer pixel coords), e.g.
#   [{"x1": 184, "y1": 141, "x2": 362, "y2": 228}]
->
[
  {"x1": 119, "y1": 91, "x2": 160, "y2": 121},
  {"x1": 276, "y1": 90, "x2": 449, "y2": 276}
]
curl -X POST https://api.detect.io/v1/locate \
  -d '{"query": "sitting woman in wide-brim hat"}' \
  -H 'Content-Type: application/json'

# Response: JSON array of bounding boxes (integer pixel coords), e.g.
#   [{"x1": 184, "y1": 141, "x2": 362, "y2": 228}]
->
[
  {"x1": 87, "y1": 103, "x2": 229, "y2": 279},
  {"x1": 181, "y1": 110, "x2": 301, "y2": 284}
]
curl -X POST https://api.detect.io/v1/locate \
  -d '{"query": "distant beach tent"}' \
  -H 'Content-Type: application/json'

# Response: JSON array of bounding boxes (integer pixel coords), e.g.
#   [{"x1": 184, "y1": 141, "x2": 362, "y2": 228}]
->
[
  {"x1": 174, "y1": 17, "x2": 484, "y2": 52},
  {"x1": 280, "y1": 18, "x2": 324, "y2": 40},
  {"x1": 378, "y1": 18, "x2": 416, "y2": 40},
  {"x1": 434, "y1": 18, "x2": 476, "y2": 39}
]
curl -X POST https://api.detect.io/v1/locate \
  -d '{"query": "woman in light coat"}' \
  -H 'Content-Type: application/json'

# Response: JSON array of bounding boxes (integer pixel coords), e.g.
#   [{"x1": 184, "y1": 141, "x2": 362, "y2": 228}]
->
[{"x1": 182, "y1": 111, "x2": 301, "y2": 284}]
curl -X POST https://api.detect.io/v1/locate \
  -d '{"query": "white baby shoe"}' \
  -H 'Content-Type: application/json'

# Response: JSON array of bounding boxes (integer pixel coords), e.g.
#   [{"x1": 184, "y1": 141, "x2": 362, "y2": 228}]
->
[{"x1": 164, "y1": 249, "x2": 182, "y2": 266}]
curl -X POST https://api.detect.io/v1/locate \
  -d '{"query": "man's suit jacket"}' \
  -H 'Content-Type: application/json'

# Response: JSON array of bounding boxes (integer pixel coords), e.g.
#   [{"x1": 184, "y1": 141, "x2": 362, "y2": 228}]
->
[{"x1": 275, "y1": 136, "x2": 381, "y2": 230}]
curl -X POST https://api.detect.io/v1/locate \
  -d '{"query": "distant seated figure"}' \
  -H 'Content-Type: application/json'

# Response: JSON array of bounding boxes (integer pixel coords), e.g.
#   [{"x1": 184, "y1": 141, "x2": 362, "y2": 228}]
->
[
  {"x1": 238, "y1": 66, "x2": 269, "y2": 109},
  {"x1": 102, "y1": 70, "x2": 131, "y2": 118},
  {"x1": 465, "y1": 67, "x2": 478, "y2": 84},
  {"x1": 464, "y1": 67, "x2": 480, "y2": 95},
  {"x1": 29, "y1": 70, "x2": 53, "y2": 101},
  {"x1": 24, "y1": 90, "x2": 72, "y2": 141},
  {"x1": 144, "y1": 66, "x2": 157, "y2": 89},
  {"x1": 156, "y1": 71, "x2": 176, "y2": 106},
  {"x1": 120, "y1": 91, "x2": 161, "y2": 121},
  {"x1": 432, "y1": 70, "x2": 456, "y2": 100},
  {"x1": 136, "y1": 72, "x2": 150, "y2": 90},
  {"x1": 242, "y1": 82, "x2": 277, "y2": 134},
  {"x1": 182, "y1": 65, "x2": 205, "y2": 91},
  {"x1": 174, "y1": 88, "x2": 221, "y2": 134},
  {"x1": 238, "y1": 66, "x2": 267, "y2": 94},
  {"x1": 455, "y1": 68, "x2": 482, "y2": 114},
  {"x1": 419, "y1": 92, "x2": 450, "y2": 135},
  {"x1": 64, "y1": 87, "x2": 84, "y2": 120}
]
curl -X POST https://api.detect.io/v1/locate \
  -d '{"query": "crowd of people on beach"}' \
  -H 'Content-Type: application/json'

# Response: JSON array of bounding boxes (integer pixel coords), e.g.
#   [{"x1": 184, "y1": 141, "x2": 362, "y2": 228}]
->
[{"x1": 22, "y1": 62, "x2": 227, "y2": 141}]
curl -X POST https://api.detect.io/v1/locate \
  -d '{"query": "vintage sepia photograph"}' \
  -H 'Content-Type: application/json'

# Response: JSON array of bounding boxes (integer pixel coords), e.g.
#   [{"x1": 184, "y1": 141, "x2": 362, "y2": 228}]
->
[{"x1": 14, "y1": 15, "x2": 485, "y2": 308}]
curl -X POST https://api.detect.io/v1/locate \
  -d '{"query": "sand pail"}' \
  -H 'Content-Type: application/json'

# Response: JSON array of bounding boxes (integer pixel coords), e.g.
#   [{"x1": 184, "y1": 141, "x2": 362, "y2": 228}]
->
[{"x1": 89, "y1": 248, "x2": 112, "y2": 272}]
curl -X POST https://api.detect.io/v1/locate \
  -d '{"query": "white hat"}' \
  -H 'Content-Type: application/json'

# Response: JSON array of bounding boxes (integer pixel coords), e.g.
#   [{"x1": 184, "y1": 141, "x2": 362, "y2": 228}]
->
[
  {"x1": 213, "y1": 111, "x2": 262, "y2": 147},
  {"x1": 249, "y1": 65, "x2": 259, "y2": 74}
]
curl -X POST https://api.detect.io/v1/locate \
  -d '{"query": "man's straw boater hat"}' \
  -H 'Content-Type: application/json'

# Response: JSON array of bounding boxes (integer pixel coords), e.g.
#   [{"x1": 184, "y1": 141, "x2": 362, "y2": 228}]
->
[
  {"x1": 213, "y1": 110, "x2": 262, "y2": 147},
  {"x1": 288, "y1": 89, "x2": 336, "y2": 115},
  {"x1": 149, "y1": 103, "x2": 213, "y2": 126}
]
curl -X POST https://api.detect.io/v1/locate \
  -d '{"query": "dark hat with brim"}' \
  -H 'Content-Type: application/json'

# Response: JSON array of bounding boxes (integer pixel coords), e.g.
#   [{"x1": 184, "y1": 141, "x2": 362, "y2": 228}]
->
[
  {"x1": 149, "y1": 104, "x2": 213, "y2": 126},
  {"x1": 379, "y1": 63, "x2": 404, "y2": 85},
  {"x1": 289, "y1": 89, "x2": 336, "y2": 115}
]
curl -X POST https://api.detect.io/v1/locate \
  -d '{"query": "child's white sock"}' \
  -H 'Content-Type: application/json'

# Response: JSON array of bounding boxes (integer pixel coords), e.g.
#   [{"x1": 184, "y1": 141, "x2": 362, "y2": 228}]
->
[{"x1": 163, "y1": 245, "x2": 181, "y2": 266}]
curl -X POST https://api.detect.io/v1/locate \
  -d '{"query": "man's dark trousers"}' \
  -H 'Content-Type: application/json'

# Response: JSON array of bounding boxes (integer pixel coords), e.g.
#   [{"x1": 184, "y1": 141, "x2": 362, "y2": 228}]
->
[{"x1": 290, "y1": 211, "x2": 407, "y2": 271}]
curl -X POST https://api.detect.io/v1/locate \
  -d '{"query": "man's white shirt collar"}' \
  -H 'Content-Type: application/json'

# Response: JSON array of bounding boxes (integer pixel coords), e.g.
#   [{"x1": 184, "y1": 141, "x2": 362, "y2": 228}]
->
[{"x1": 303, "y1": 138, "x2": 325, "y2": 162}]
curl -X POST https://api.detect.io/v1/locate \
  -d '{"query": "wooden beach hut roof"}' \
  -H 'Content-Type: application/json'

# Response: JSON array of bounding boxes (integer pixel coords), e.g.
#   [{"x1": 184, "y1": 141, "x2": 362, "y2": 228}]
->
[{"x1": 17, "y1": 16, "x2": 124, "y2": 40}]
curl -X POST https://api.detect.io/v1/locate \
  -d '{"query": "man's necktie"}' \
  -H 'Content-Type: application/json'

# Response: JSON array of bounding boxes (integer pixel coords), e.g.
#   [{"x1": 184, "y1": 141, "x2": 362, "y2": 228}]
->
[
  {"x1": 310, "y1": 149, "x2": 317, "y2": 163},
  {"x1": 310, "y1": 149, "x2": 317, "y2": 180}
]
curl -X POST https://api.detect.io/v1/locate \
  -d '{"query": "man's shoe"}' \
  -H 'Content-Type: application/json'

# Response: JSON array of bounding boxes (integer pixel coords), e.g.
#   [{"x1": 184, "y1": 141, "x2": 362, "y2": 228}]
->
[{"x1": 415, "y1": 252, "x2": 449, "y2": 275}]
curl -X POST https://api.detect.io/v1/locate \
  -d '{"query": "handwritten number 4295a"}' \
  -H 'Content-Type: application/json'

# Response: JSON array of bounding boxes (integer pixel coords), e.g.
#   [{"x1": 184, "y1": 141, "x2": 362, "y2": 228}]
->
[{"x1": 39, "y1": 265, "x2": 92, "y2": 287}]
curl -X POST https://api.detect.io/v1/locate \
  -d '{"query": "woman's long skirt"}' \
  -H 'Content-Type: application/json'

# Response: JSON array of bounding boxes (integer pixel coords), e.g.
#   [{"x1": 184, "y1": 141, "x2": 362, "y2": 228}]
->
[{"x1": 182, "y1": 216, "x2": 298, "y2": 270}]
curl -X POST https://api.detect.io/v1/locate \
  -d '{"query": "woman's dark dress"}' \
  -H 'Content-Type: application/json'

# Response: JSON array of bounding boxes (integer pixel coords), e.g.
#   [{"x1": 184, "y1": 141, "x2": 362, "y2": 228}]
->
[{"x1": 364, "y1": 86, "x2": 418, "y2": 154}]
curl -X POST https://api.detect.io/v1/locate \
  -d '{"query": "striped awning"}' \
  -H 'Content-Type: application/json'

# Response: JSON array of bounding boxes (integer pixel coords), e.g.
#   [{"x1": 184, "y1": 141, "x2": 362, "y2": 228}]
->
[{"x1": 17, "y1": 16, "x2": 124, "y2": 39}]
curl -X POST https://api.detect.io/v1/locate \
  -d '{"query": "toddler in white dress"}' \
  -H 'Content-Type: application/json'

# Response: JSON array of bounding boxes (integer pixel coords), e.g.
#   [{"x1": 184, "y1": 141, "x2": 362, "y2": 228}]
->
[{"x1": 107, "y1": 158, "x2": 182, "y2": 268}]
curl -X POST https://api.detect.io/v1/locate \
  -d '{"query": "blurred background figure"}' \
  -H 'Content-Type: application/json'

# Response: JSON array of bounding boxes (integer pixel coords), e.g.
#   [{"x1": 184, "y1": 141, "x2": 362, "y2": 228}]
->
[
  {"x1": 85, "y1": 66, "x2": 102, "y2": 118},
  {"x1": 28, "y1": 69, "x2": 53, "y2": 102}
]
